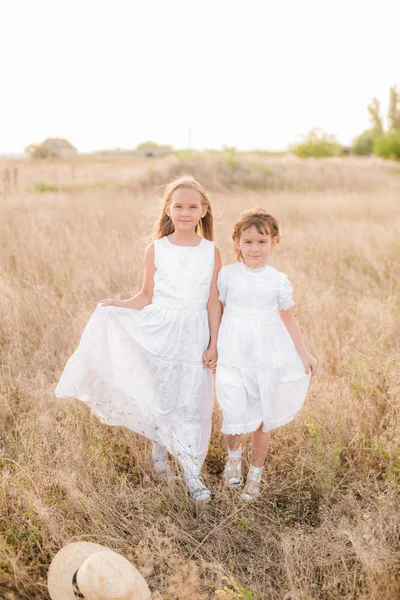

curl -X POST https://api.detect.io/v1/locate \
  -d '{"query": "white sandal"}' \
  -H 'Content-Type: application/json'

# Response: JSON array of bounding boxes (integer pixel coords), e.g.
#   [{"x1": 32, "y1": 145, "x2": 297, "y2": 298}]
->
[
  {"x1": 241, "y1": 471, "x2": 262, "y2": 503},
  {"x1": 223, "y1": 457, "x2": 243, "y2": 488},
  {"x1": 184, "y1": 475, "x2": 212, "y2": 503}
]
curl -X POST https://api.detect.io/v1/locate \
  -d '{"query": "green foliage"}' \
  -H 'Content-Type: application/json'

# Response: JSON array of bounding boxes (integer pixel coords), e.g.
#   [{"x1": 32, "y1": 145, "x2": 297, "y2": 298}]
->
[
  {"x1": 373, "y1": 132, "x2": 400, "y2": 159},
  {"x1": 136, "y1": 141, "x2": 159, "y2": 151},
  {"x1": 136, "y1": 141, "x2": 173, "y2": 154},
  {"x1": 25, "y1": 144, "x2": 52, "y2": 159},
  {"x1": 220, "y1": 146, "x2": 239, "y2": 167},
  {"x1": 353, "y1": 88, "x2": 400, "y2": 156},
  {"x1": 215, "y1": 576, "x2": 259, "y2": 599},
  {"x1": 352, "y1": 129, "x2": 377, "y2": 155},
  {"x1": 249, "y1": 149, "x2": 287, "y2": 157},
  {"x1": 291, "y1": 129, "x2": 343, "y2": 158},
  {"x1": 175, "y1": 149, "x2": 194, "y2": 162},
  {"x1": 248, "y1": 162, "x2": 273, "y2": 176},
  {"x1": 368, "y1": 97, "x2": 384, "y2": 135},
  {"x1": 32, "y1": 182, "x2": 60, "y2": 193},
  {"x1": 388, "y1": 86, "x2": 400, "y2": 131},
  {"x1": 32, "y1": 181, "x2": 112, "y2": 194}
]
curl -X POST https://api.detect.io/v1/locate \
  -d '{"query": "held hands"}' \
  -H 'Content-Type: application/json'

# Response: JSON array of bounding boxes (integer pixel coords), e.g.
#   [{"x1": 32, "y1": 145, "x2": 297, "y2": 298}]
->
[
  {"x1": 301, "y1": 352, "x2": 318, "y2": 375},
  {"x1": 98, "y1": 298, "x2": 127, "y2": 308},
  {"x1": 203, "y1": 345, "x2": 218, "y2": 373}
]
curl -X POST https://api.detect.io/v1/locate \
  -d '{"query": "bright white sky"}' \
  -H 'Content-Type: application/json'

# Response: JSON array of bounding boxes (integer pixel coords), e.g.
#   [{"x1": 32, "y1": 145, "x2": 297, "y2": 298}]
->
[{"x1": 1, "y1": 0, "x2": 399, "y2": 153}]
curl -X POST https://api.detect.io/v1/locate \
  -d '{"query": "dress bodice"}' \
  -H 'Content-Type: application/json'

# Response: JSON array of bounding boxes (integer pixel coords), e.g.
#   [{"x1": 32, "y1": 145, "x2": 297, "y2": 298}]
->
[
  {"x1": 217, "y1": 262, "x2": 295, "y2": 314},
  {"x1": 153, "y1": 236, "x2": 215, "y2": 307}
]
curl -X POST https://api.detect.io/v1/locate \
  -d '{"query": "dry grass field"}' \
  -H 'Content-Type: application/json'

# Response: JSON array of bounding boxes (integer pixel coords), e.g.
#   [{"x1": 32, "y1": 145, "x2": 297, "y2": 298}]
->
[{"x1": 0, "y1": 153, "x2": 399, "y2": 599}]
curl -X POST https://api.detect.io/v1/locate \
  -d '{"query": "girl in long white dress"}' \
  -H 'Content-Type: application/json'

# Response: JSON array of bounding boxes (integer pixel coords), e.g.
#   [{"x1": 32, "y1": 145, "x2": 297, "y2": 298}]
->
[
  {"x1": 55, "y1": 176, "x2": 222, "y2": 502},
  {"x1": 216, "y1": 208, "x2": 317, "y2": 502}
]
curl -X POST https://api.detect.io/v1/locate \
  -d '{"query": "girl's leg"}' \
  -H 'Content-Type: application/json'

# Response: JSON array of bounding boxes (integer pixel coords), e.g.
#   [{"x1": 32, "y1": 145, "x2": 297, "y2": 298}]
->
[
  {"x1": 223, "y1": 434, "x2": 243, "y2": 487},
  {"x1": 224, "y1": 433, "x2": 242, "y2": 452},
  {"x1": 152, "y1": 441, "x2": 168, "y2": 461},
  {"x1": 242, "y1": 424, "x2": 270, "y2": 502},
  {"x1": 251, "y1": 424, "x2": 270, "y2": 467},
  {"x1": 152, "y1": 440, "x2": 211, "y2": 502},
  {"x1": 151, "y1": 442, "x2": 175, "y2": 478},
  {"x1": 178, "y1": 453, "x2": 212, "y2": 503}
]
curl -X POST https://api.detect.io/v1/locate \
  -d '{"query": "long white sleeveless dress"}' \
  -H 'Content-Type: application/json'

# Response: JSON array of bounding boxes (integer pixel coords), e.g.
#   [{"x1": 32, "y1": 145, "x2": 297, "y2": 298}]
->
[{"x1": 55, "y1": 236, "x2": 215, "y2": 474}]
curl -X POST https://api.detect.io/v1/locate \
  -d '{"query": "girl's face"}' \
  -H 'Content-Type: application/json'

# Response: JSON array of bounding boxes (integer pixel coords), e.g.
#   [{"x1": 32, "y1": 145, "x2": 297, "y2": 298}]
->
[
  {"x1": 236, "y1": 225, "x2": 278, "y2": 268},
  {"x1": 166, "y1": 189, "x2": 207, "y2": 233}
]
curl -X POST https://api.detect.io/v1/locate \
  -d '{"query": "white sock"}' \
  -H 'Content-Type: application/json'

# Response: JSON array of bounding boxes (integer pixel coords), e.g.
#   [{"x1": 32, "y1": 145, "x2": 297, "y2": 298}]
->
[
  {"x1": 228, "y1": 447, "x2": 242, "y2": 459},
  {"x1": 152, "y1": 442, "x2": 168, "y2": 462},
  {"x1": 248, "y1": 464, "x2": 263, "y2": 481}
]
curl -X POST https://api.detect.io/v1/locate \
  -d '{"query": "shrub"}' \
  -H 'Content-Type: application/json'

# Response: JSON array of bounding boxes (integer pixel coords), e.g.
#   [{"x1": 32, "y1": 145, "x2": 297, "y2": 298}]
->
[
  {"x1": 136, "y1": 141, "x2": 159, "y2": 151},
  {"x1": 175, "y1": 149, "x2": 194, "y2": 162},
  {"x1": 136, "y1": 141, "x2": 173, "y2": 155},
  {"x1": 291, "y1": 129, "x2": 343, "y2": 158},
  {"x1": 352, "y1": 130, "x2": 377, "y2": 155},
  {"x1": 373, "y1": 132, "x2": 400, "y2": 160},
  {"x1": 25, "y1": 144, "x2": 52, "y2": 159}
]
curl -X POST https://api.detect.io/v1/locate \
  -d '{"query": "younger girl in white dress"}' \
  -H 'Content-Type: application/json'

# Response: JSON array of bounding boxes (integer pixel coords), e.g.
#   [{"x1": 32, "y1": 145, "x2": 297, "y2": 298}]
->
[
  {"x1": 56, "y1": 175, "x2": 222, "y2": 502},
  {"x1": 216, "y1": 208, "x2": 317, "y2": 502}
]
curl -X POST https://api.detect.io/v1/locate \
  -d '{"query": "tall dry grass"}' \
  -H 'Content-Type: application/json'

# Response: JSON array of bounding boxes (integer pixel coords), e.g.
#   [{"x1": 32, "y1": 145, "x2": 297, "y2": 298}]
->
[{"x1": 0, "y1": 154, "x2": 399, "y2": 599}]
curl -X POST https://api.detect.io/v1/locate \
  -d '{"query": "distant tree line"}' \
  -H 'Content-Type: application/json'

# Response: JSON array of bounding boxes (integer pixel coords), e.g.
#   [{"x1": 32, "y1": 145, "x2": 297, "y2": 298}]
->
[
  {"x1": 291, "y1": 85, "x2": 400, "y2": 160},
  {"x1": 25, "y1": 139, "x2": 174, "y2": 159},
  {"x1": 352, "y1": 86, "x2": 400, "y2": 158}
]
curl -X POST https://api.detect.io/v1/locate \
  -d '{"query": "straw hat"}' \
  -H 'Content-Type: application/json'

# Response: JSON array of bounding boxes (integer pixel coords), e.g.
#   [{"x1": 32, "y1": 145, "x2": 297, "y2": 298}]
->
[{"x1": 48, "y1": 541, "x2": 151, "y2": 600}]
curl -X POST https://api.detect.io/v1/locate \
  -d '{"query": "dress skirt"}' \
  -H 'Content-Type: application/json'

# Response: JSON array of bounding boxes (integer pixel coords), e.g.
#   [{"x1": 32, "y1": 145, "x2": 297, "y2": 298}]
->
[
  {"x1": 56, "y1": 298, "x2": 214, "y2": 472},
  {"x1": 216, "y1": 308, "x2": 310, "y2": 434}
]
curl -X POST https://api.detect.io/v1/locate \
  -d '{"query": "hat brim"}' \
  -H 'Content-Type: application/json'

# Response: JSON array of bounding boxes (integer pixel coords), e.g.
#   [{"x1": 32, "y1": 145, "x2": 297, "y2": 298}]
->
[{"x1": 48, "y1": 541, "x2": 107, "y2": 600}]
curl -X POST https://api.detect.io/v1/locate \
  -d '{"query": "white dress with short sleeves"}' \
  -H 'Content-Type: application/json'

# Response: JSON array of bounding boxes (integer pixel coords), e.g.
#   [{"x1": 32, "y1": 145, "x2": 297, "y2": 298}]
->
[
  {"x1": 216, "y1": 262, "x2": 310, "y2": 434},
  {"x1": 55, "y1": 236, "x2": 215, "y2": 473}
]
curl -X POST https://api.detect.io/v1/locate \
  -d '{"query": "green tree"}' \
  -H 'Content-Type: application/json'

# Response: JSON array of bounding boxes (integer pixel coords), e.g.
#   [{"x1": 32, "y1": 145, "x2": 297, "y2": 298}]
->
[
  {"x1": 352, "y1": 130, "x2": 376, "y2": 155},
  {"x1": 373, "y1": 132, "x2": 400, "y2": 159},
  {"x1": 367, "y1": 97, "x2": 384, "y2": 135},
  {"x1": 388, "y1": 86, "x2": 400, "y2": 131},
  {"x1": 24, "y1": 144, "x2": 51, "y2": 159},
  {"x1": 136, "y1": 141, "x2": 159, "y2": 151},
  {"x1": 290, "y1": 128, "x2": 343, "y2": 158},
  {"x1": 136, "y1": 141, "x2": 173, "y2": 155}
]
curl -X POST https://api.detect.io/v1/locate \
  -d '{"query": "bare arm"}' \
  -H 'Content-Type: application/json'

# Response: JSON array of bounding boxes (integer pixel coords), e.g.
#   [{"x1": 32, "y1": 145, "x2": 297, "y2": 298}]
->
[
  {"x1": 99, "y1": 244, "x2": 155, "y2": 309},
  {"x1": 203, "y1": 246, "x2": 222, "y2": 369},
  {"x1": 207, "y1": 246, "x2": 222, "y2": 347},
  {"x1": 279, "y1": 308, "x2": 317, "y2": 374}
]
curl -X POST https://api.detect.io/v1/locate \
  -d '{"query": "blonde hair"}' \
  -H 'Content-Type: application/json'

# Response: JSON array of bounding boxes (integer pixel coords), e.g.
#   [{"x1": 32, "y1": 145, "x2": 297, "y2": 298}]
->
[
  {"x1": 153, "y1": 175, "x2": 215, "y2": 241},
  {"x1": 232, "y1": 207, "x2": 280, "y2": 261}
]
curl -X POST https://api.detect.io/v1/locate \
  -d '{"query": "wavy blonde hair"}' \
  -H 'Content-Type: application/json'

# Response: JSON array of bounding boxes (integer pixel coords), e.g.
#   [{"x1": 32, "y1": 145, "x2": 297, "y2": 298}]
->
[
  {"x1": 232, "y1": 207, "x2": 281, "y2": 261},
  {"x1": 153, "y1": 175, "x2": 214, "y2": 241}
]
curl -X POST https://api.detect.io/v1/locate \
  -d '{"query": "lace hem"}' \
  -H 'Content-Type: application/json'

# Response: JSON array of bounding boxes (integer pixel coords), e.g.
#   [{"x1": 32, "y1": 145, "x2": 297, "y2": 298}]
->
[
  {"x1": 56, "y1": 362, "x2": 211, "y2": 471},
  {"x1": 261, "y1": 412, "x2": 300, "y2": 433},
  {"x1": 221, "y1": 420, "x2": 263, "y2": 435},
  {"x1": 278, "y1": 299, "x2": 295, "y2": 311},
  {"x1": 221, "y1": 411, "x2": 303, "y2": 436}
]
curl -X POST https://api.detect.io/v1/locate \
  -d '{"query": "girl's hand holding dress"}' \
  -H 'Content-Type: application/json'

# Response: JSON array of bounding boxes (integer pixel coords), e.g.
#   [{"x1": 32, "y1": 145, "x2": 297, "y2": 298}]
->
[{"x1": 98, "y1": 298, "x2": 127, "y2": 308}]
